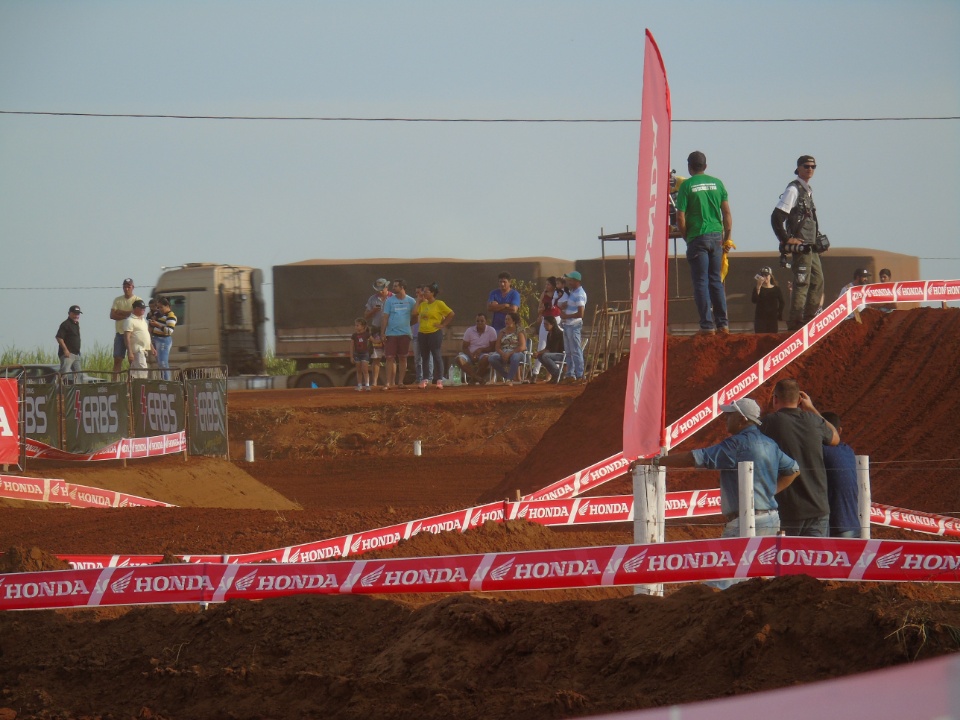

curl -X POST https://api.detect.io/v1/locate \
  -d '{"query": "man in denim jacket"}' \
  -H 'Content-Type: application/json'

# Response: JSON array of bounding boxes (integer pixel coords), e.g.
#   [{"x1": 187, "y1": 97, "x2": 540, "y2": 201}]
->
[{"x1": 639, "y1": 398, "x2": 799, "y2": 538}]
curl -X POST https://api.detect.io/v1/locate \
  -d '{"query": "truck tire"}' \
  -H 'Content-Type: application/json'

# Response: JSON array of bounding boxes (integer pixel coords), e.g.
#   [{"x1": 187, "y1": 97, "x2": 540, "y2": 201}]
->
[{"x1": 293, "y1": 371, "x2": 333, "y2": 389}]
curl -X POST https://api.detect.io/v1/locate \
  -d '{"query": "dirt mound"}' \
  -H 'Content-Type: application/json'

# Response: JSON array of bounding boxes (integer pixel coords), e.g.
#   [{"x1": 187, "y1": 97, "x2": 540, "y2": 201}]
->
[
  {"x1": 2, "y1": 307, "x2": 960, "y2": 719},
  {"x1": 0, "y1": 574, "x2": 958, "y2": 720},
  {"x1": 0, "y1": 545, "x2": 70, "y2": 573},
  {"x1": 9, "y1": 456, "x2": 301, "y2": 510}
]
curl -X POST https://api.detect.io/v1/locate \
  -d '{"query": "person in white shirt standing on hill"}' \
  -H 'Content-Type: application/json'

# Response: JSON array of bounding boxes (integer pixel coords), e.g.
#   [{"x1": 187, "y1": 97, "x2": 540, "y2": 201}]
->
[{"x1": 558, "y1": 270, "x2": 587, "y2": 383}]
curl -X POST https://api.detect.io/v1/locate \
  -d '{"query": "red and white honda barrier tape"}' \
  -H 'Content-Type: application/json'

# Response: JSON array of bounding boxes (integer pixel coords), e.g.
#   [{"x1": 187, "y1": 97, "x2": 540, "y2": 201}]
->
[
  {"x1": 25, "y1": 431, "x2": 186, "y2": 462},
  {"x1": 0, "y1": 474, "x2": 174, "y2": 508},
  {"x1": 0, "y1": 475, "x2": 67, "y2": 504},
  {"x1": 12, "y1": 536, "x2": 960, "y2": 612},
  {"x1": 871, "y1": 502, "x2": 960, "y2": 538},
  {"x1": 526, "y1": 452, "x2": 631, "y2": 501},
  {"x1": 55, "y1": 490, "x2": 960, "y2": 570}
]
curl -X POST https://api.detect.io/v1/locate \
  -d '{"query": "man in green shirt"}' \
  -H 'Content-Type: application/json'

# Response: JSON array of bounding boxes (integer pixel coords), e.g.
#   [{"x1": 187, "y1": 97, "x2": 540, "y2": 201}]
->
[{"x1": 675, "y1": 151, "x2": 733, "y2": 334}]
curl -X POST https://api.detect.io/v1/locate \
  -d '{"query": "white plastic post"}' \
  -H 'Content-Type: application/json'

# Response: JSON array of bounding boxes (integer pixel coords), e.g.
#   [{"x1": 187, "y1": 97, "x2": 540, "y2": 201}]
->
[
  {"x1": 633, "y1": 463, "x2": 665, "y2": 596},
  {"x1": 413, "y1": 440, "x2": 422, "y2": 457},
  {"x1": 857, "y1": 455, "x2": 871, "y2": 539},
  {"x1": 737, "y1": 461, "x2": 756, "y2": 537},
  {"x1": 244, "y1": 440, "x2": 255, "y2": 463}
]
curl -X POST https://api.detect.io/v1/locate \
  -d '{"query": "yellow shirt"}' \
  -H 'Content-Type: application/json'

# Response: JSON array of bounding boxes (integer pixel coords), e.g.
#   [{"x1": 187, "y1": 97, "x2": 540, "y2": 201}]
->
[
  {"x1": 112, "y1": 294, "x2": 143, "y2": 334},
  {"x1": 416, "y1": 300, "x2": 452, "y2": 334}
]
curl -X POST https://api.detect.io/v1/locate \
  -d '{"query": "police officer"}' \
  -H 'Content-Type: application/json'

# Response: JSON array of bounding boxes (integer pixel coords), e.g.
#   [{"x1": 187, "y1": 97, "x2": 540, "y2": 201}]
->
[{"x1": 771, "y1": 155, "x2": 825, "y2": 332}]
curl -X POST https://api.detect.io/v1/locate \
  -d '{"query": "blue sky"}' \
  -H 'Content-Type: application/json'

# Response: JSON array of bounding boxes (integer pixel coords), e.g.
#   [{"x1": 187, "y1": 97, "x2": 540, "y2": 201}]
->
[{"x1": 1, "y1": 0, "x2": 958, "y2": 353}]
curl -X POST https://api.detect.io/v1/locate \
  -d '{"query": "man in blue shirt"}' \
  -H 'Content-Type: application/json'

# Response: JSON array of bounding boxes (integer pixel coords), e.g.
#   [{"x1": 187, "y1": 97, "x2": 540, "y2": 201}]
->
[
  {"x1": 487, "y1": 272, "x2": 521, "y2": 333},
  {"x1": 639, "y1": 398, "x2": 799, "y2": 538},
  {"x1": 381, "y1": 279, "x2": 418, "y2": 389},
  {"x1": 821, "y1": 411, "x2": 861, "y2": 538}
]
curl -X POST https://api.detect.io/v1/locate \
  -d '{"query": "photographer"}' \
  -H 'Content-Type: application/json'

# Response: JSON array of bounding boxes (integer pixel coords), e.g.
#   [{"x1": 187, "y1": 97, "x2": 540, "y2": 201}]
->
[{"x1": 771, "y1": 155, "x2": 828, "y2": 332}]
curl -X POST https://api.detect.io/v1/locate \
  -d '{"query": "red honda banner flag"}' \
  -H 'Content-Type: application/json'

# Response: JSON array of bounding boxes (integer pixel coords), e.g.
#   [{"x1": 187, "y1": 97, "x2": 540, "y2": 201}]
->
[
  {"x1": 623, "y1": 30, "x2": 671, "y2": 461},
  {"x1": 0, "y1": 378, "x2": 21, "y2": 464}
]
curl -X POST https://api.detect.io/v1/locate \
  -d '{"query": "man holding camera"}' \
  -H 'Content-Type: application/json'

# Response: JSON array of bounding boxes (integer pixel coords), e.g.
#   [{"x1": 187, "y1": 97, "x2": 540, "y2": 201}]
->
[{"x1": 771, "y1": 155, "x2": 828, "y2": 332}]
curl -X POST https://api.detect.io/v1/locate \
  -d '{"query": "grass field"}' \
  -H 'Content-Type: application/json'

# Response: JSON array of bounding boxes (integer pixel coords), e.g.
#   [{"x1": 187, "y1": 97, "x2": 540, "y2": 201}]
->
[{"x1": 1, "y1": 344, "x2": 293, "y2": 376}]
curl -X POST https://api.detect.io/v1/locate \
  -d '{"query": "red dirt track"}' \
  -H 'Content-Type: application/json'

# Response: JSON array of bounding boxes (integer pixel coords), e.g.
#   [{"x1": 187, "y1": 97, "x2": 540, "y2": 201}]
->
[{"x1": 1, "y1": 307, "x2": 959, "y2": 719}]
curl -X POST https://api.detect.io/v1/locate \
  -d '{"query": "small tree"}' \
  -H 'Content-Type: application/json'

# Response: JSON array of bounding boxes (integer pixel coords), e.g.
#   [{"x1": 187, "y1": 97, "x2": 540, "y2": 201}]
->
[{"x1": 512, "y1": 279, "x2": 541, "y2": 332}]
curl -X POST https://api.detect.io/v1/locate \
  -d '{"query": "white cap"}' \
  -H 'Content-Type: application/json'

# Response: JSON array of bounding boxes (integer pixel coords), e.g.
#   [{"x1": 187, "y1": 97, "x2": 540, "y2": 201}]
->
[{"x1": 719, "y1": 398, "x2": 762, "y2": 425}]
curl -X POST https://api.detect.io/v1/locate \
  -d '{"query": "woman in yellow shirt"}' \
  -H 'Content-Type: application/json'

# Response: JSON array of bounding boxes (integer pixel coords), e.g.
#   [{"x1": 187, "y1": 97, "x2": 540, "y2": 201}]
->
[{"x1": 412, "y1": 282, "x2": 455, "y2": 388}]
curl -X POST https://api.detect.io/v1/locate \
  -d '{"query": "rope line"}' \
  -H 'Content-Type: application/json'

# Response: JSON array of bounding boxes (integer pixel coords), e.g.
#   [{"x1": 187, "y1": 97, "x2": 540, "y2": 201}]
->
[{"x1": 2, "y1": 110, "x2": 958, "y2": 123}]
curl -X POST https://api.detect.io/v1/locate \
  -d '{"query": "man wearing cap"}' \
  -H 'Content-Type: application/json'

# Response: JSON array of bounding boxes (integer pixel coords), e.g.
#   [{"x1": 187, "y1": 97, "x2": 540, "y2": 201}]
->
[
  {"x1": 486, "y1": 272, "x2": 521, "y2": 333},
  {"x1": 761, "y1": 378, "x2": 839, "y2": 537},
  {"x1": 558, "y1": 270, "x2": 587, "y2": 382},
  {"x1": 637, "y1": 398, "x2": 799, "y2": 541},
  {"x1": 55, "y1": 305, "x2": 83, "y2": 381},
  {"x1": 364, "y1": 278, "x2": 392, "y2": 387},
  {"x1": 839, "y1": 268, "x2": 872, "y2": 320},
  {"x1": 110, "y1": 278, "x2": 142, "y2": 375},
  {"x1": 123, "y1": 299, "x2": 155, "y2": 378},
  {"x1": 771, "y1": 155, "x2": 826, "y2": 332},
  {"x1": 674, "y1": 151, "x2": 733, "y2": 335}
]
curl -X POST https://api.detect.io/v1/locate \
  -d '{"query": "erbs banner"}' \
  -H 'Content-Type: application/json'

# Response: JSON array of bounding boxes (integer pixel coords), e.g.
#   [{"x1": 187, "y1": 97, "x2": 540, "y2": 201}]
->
[
  {"x1": 24, "y1": 383, "x2": 59, "y2": 448},
  {"x1": 0, "y1": 379, "x2": 20, "y2": 464},
  {"x1": 63, "y1": 383, "x2": 129, "y2": 454},
  {"x1": 132, "y1": 379, "x2": 185, "y2": 438},
  {"x1": 185, "y1": 378, "x2": 227, "y2": 456}
]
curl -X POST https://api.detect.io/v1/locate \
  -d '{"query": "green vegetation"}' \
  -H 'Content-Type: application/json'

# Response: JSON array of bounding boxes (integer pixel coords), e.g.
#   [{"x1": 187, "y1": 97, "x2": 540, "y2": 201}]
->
[
  {"x1": 2, "y1": 344, "x2": 296, "y2": 377},
  {"x1": 513, "y1": 278, "x2": 542, "y2": 331},
  {"x1": 1, "y1": 343, "x2": 114, "y2": 373},
  {"x1": 264, "y1": 351, "x2": 296, "y2": 376}
]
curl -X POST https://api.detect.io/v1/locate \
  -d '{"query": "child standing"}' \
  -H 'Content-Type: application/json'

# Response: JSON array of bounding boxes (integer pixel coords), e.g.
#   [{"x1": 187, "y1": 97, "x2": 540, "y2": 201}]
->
[{"x1": 351, "y1": 318, "x2": 372, "y2": 391}]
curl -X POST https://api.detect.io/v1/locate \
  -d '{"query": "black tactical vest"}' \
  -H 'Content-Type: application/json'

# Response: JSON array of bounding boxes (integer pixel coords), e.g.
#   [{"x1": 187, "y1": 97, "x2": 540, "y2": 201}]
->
[{"x1": 787, "y1": 180, "x2": 818, "y2": 244}]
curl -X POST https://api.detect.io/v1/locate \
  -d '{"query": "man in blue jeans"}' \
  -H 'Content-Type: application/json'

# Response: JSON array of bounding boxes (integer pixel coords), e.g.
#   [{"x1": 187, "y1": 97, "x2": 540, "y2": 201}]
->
[{"x1": 675, "y1": 151, "x2": 733, "y2": 335}]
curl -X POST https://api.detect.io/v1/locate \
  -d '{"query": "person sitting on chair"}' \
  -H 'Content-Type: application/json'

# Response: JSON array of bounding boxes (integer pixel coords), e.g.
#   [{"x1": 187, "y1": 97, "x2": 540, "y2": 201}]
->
[
  {"x1": 455, "y1": 313, "x2": 498, "y2": 384},
  {"x1": 534, "y1": 315, "x2": 565, "y2": 383},
  {"x1": 487, "y1": 312, "x2": 527, "y2": 384}
]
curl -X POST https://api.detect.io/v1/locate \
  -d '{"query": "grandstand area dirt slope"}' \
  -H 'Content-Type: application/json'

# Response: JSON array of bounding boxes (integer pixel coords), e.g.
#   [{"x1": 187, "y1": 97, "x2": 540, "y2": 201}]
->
[{"x1": 1, "y1": 307, "x2": 959, "y2": 720}]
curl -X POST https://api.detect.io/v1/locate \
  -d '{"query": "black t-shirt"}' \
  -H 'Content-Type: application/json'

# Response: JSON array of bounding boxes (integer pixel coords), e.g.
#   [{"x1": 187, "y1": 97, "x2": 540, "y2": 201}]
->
[
  {"x1": 55, "y1": 318, "x2": 81, "y2": 356},
  {"x1": 761, "y1": 408, "x2": 833, "y2": 521}
]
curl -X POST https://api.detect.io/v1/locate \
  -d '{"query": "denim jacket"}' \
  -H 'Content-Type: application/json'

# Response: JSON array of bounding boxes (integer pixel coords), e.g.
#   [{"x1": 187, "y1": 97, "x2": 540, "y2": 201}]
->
[{"x1": 692, "y1": 425, "x2": 799, "y2": 516}]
